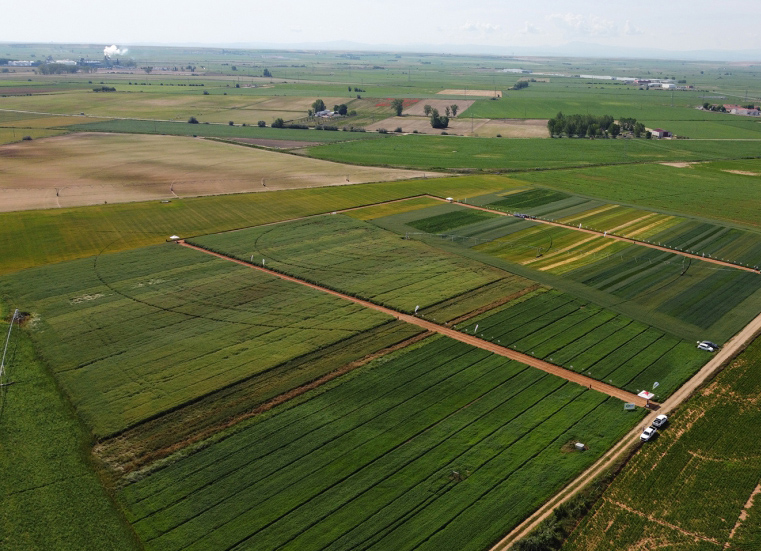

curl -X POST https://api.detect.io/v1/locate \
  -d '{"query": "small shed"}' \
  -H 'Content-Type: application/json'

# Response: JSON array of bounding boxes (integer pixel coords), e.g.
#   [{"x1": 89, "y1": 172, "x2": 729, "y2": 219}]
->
[{"x1": 169, "y1": 235, "x2": 180, "y2": 242}]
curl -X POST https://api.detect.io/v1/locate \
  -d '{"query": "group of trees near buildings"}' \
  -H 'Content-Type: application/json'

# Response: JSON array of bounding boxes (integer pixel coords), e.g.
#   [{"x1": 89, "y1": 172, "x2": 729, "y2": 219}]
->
[{"x1": 547, "y1": 113, "x2": 647, "y2": 138}]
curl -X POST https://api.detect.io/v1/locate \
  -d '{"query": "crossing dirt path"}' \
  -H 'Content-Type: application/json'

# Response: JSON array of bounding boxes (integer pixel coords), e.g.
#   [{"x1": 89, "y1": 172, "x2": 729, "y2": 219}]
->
[
  {"x1": 178, "y1": 240, "x2": 649, "y2": 406},
  {"x1": 432, "y1": 196, "x2": 760, "y2": 274}
]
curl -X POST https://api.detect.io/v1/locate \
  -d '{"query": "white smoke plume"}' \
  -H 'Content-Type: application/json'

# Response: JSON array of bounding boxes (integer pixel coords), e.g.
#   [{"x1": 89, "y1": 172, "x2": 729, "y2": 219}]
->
[{"x1": 103, "y1": 45, "x2": 128, "y2": 57}]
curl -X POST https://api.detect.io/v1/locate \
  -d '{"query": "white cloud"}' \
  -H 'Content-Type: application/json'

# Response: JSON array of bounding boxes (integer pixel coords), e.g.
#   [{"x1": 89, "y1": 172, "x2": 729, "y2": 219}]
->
[
  {"x1": 460, "y1": 21, "x2": 502, "y2": 34},
  {"x1": 623, "y1": 20, "x2": 643, "y2": 35},
  {"x1": 519, "y1": 22, "x2": 541, "y2": 35},
  {"x1": 548, "y1": 13, "x2": 617, "y2": 37}
]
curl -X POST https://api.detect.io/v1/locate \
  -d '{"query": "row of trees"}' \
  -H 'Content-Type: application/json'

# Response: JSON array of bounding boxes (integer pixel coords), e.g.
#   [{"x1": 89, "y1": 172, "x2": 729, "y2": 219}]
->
[
  {"x1": 702, "y1": 102, "x2": 726, "y2": 112},
  {"x1": 547, "y1": 113, "x2": 647, "y2": 138}
]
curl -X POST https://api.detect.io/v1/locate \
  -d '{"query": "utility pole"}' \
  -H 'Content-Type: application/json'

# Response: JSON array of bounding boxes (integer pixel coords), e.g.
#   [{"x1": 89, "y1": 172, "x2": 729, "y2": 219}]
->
[{"x1": 1, "y1": 309, "x2": 19, "y2": 381}]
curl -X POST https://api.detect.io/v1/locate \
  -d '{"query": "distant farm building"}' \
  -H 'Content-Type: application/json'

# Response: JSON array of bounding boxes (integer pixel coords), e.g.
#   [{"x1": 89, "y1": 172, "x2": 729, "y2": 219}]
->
[
  {"x1": 652, "y1": 128, "x2": 672, "y2": 139},
  {"x1": 724, "y1": 105, "x2": 761, "y2": 116}
]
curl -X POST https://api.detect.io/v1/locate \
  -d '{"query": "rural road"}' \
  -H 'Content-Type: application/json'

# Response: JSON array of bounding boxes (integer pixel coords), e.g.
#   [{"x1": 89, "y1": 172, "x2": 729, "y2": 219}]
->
[
  {"x1": 178, "y1": 240, "x2": 649, "y2": 407},
  {"x1": 488, "y1": 306, "x2": 761, "y2": 550},
  {"x1": 431, "y1": 196, "x2": 760, "y2": 274}
]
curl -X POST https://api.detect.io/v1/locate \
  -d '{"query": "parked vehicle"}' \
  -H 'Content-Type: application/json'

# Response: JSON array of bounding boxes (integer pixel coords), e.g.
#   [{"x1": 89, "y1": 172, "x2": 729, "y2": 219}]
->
[
  {"x1": 697, "y1": 341, "x2": 719, "y2": 352},
  {"x1": 652, "y1": 414, "x2": 668, "y2": 428},
  {"x1": 640, "y1": 426, "x2": 657, "y2": 442}
]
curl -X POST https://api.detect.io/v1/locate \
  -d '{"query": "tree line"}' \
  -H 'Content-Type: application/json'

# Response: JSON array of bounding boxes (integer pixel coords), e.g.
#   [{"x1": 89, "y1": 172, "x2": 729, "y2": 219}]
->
[{"x1": 547, "y1": 113, "x2": 647, "y2": 138}]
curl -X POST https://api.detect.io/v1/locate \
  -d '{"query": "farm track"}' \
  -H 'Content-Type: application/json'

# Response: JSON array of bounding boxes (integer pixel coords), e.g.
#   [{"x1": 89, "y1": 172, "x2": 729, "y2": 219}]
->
[
  {"x1": 488, "y1": 305, "x2": 761, "y2": 550},
  {"x1": 178, "y1": 240, "x2": 649, "y2": 407},
  {"x1": 432, "y1": 196, "x2": 761, "y2": 274}
]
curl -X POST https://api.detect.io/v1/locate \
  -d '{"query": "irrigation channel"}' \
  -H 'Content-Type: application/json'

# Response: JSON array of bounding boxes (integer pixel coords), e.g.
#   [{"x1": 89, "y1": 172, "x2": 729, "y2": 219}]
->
[
  {"x1": 430, "y1": 196, "x2": 761, "y2": 274},
  {"x1": 178, "y1": 240, "x2": 649, "y2": 407}
]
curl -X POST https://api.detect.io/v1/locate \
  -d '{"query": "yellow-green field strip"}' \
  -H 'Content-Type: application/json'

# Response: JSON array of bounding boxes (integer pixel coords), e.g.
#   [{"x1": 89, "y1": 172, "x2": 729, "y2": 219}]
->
[{"x1": 428, "y1": 196, "x2": 761, "y2": 274}]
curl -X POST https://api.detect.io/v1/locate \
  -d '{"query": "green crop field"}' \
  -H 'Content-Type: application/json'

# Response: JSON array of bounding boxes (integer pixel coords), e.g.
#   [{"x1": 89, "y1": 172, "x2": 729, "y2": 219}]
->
[
  {"x1": 119, "y1": 336, "x2": 642, "y2": 551},
  {"x1": 0, "y1": 174, "x2": 520, "y2": 275},
  {"x1": 563, "y1": 336, "x2": 761, "y2": 551},
  {"x1": 344, "y1": 196, "x2": 442, "y2": 221},
  {"x1": 191, "y1": 214, "x2": 505, "y2": 311},
  {"x1": 455, "y1": 289, "x2": 706, "y2": 400},
  {"x1": 407, "y1": 209, "x2": 499, "y2": 233},
  {"x1": 0, "y1": 322, "x2": 140, "y2": 551},
  {"x1": 514, "y1": 159, "x2": 761, "y2": 229},
  {"x1": 380, "y1": 190, "x2": 761, "y2": 342},
  {"x1": 0, "y1": 244, "x2": 392, "y2": 438},
  {"x1": 306, "y1": 134, "x2": 761, "y2": 172},
  {"x1": 4, "y1": 43, "x2": 761, "y2": 551}
]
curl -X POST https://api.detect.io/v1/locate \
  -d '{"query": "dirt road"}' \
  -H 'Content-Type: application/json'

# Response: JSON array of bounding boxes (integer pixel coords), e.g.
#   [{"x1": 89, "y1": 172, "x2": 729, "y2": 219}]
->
[
  {"x1": 488, "y1": 307, "x2": 761, "y2": 550},
  {"x1": 178, "y1": 240, "x2": 648, "y2": 406}
]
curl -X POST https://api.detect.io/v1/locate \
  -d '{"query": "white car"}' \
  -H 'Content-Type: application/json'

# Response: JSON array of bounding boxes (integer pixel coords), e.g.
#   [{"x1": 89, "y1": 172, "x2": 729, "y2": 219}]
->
[
  {"x1": 652, "y1": 414, "x2": 668, "y2": 428},
  {"x1": 640, "y1": 426, "x2": 657, "y2": 442},
  {"x1": 697, "y1": 341, "x2": 719, "y2": 352}
]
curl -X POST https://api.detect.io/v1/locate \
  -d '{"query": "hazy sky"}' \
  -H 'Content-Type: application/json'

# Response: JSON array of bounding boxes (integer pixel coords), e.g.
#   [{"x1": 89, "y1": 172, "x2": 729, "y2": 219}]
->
[{"x1": 5, "y1": 0, "x2": 759, "y2": 53}]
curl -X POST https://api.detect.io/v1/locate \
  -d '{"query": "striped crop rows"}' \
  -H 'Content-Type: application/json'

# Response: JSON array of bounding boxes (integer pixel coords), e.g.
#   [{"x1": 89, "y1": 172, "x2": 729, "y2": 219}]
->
[{"x1": 120, "y1": 337, "x2": 640, "y2": 551}]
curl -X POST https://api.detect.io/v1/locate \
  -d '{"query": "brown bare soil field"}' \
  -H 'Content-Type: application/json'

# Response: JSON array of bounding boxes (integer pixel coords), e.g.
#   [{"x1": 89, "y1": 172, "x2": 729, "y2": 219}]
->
[
  {"x1": 437, "y1": 89, "x2": 501, "y2": 97},
  {"x1": 403, "y1": 99, "x2": 475, "y2": 116},
  {"x1": 366, "y1": 115, "x2": 489, "y2": 136},
  {"x1": 473, "y1": 119, "x2": 549, "y2": 138},
  {"x1": 0, "y1": 133, "x2": 439, "y2": 211}
]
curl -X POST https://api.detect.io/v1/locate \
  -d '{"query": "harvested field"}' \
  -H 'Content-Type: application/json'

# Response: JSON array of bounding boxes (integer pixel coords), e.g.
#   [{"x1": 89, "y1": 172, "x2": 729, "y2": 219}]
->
[
  {"x1": 473, "y1": 119, "x2": 549, "y2": 138},
  {"x1": 437, "y1": 89, "x2": 501, "y2": 97},
  {"x1": 403, "y1": 99, "x2": 475, "y2": 117},
  {"x1": 0, "y1": 114, "x2": 112, "y2": 128},
  {"x1": 0, "y1": 133, "x2": 439, "y2": 211},
  {"x1": 366, "y1": 115, "x2": 488, "y2": 136}
]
